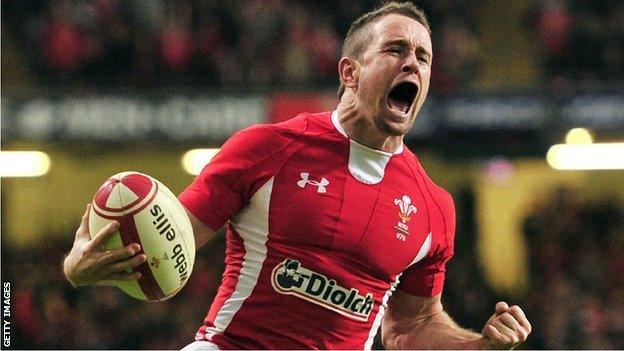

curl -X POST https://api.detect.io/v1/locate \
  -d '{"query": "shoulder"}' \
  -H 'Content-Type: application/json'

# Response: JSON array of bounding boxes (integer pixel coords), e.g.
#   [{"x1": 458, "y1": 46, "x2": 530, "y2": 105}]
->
[
  {"x1": 229, "y1": 111, "x2": 332, "y2": 148},
  {"x1": 216, "y1": 111, "x2": 333, "y2": 167},
  {"x1": 230, "y1": 114, "x2": 307, "y2": 146},
  {"x1": 402, "y1": 149, "x2": 454, "y2": 212},
  {"x1": 402, "y1": 149, "x2": 456, "y2": 250}
]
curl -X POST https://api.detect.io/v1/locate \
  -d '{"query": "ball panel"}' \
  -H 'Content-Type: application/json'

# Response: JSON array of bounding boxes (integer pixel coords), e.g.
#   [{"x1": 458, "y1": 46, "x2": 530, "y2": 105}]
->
[
  {"x1": 118, "y1": 215, "x2": 167, "y2": 301},
  {"x1": 92, "y1": 175, "x2": 158, "y2": 219},
  {"x1": 152, "y1": 178, "x2": 196, "y2": 262},
  {"x1": 156, "y1": 180, "x2": 195, "y2": 256},
  {"x1": 115, "y1": 281, "x2": 148, "y2": 301},
  {"x1": 120, "y1": 173, "x2": 154, "y2": 202},
  {"x1": 134, "y1": 191, "x2": 194, "y2": 297},
  {"x1": 93, "y1": 179, "x2": 118, "y2": 211},
  {"x1": 106, "y1": 181, "x2": 138, "y2": 209}
]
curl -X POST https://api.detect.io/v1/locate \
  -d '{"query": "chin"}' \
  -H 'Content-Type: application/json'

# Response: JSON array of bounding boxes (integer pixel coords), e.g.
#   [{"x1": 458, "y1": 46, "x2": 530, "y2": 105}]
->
[{"x1": 376, "y1": 116, "x2": 412, "y2": 137}]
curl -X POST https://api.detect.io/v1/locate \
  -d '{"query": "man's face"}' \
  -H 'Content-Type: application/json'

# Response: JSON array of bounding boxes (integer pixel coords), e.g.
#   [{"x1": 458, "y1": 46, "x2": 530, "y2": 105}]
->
[{"x1": 354, "y1": 14, "x2": 432, "y2": 136}]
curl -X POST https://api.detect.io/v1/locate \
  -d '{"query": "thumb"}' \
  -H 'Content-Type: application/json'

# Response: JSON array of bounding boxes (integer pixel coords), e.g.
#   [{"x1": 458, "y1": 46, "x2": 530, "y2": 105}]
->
[
  {"x1": 482, "y1": 301, "x2": 510, "y2": 337},
  {"x1": 75, "y1": 204, "x2": 92, "y2": 241},
  {"x1": 495, "y1": 301, "x2": 509, "y2": 316}
]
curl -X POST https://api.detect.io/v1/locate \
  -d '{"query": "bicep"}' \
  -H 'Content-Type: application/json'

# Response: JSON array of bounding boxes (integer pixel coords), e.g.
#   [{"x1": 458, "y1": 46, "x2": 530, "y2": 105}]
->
[{"x1": 185, "y1": 208, "x2": 218, "y2": 249}]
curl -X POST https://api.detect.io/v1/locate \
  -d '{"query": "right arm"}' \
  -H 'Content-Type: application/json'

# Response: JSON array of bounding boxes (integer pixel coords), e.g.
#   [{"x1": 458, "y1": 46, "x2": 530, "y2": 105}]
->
[
  {"x1": 65, "y1": 124, "x2": 285, "y2": 287},
  {"x1": 63, "y1": 204, "x2": 217, "y2": 287},
  {"x1": 186, "y1": 208, "x2": 218, "y2": 248}
]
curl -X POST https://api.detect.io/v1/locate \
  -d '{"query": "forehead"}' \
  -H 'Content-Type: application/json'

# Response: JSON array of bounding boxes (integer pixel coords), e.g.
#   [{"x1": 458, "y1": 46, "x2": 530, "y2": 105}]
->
[{"x1": 368, "y1": 13, "x2": 432, "y2": 51}]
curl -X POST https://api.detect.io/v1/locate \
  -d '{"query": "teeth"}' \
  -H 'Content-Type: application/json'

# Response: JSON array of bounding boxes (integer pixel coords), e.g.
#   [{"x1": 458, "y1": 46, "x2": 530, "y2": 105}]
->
[{"x1": 389, "y1": 99, "x2": 409, "y2": 114}]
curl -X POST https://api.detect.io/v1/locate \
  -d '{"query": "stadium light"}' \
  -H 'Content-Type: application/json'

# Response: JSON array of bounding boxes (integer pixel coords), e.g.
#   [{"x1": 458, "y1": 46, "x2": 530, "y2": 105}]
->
[
  {"x1": 565, "y1": 128, "x2": 594, "y2": 144},
  {"x1": 546, "y1": 143, "x2": 624, "y2": 170},
  {"x1": 182, "y1": 149, "x2": 220, "y2": 175},
  {"x1": 0, "y1": 151, "x2": 51, "y2": 177}
]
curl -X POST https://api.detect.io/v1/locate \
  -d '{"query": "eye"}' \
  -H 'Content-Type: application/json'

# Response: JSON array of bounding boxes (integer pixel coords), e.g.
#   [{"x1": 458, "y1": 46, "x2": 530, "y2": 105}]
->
[
  {"x1": 417, "y1": 54, "x2": 429, "y2": 63},
  {"x1": 387, "y1": 46, "x2": 404, "y2": 54}
]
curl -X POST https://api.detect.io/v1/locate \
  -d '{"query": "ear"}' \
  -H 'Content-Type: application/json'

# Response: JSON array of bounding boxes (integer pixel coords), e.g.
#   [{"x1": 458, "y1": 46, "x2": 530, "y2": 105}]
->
[{"x1": 338, "y1": 57, "x2": 359, "y2": 91}]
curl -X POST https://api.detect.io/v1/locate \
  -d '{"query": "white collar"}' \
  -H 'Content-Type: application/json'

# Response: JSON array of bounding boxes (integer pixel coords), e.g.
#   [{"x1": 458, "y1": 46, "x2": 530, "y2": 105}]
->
[
  {"x1": 330, "y1": 110, "x2": 404, "y2": 155},
  {"x1": 331, "y1": 110, "x2": 404, "y2": 184}
]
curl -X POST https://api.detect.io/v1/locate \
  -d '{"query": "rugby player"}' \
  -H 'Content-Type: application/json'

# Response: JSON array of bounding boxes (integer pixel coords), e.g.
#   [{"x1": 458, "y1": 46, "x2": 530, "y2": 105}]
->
[{"x1": 63, "y1": 2, "x2": 532, "y2": 349}]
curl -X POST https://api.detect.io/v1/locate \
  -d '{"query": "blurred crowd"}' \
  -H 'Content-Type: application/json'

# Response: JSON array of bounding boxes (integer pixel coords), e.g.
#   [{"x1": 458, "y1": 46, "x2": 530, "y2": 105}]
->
[
  {"x1": 528, "y1": 0, "x2": 624, "y2": 90},
  {"x1": 2, "y1": 0, "x2": 481, "y2": 93},
  {"x1": 5, "y1": 184, "x2": 622, "y2": 349},
  {"x1": 522, "y1": 186, "x2": 624, "y2": 349},
  {"x1": 3, "y1": 0, "x2": 623, "y2": 94}
]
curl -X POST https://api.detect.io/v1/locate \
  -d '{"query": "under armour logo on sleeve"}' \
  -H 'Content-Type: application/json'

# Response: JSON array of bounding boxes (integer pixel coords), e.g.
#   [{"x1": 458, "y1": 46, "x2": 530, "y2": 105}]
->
[{"x1": 297, "y1": 172, "x2": 329, "y2": 193}]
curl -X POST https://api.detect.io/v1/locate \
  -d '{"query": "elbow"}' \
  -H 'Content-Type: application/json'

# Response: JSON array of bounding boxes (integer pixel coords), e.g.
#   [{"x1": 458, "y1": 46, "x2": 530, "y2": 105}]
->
[
  {"x1": 382, "y1": 316, "x2": 433, "y2": 350},
  {"x1": 381, "y1": 326, "x2": 403, "y2": 350},
  {"x1": 381, "y1": 336, "x2": 397, "y2": 350},
  {"x1": 381, "y1": 310, "x2": 416, "y2": 349}
]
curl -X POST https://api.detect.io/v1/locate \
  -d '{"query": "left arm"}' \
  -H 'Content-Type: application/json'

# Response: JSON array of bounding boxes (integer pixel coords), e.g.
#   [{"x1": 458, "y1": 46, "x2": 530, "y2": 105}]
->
[{"x1": 381, "y1": 290, "x2": 532, "y2": 349}]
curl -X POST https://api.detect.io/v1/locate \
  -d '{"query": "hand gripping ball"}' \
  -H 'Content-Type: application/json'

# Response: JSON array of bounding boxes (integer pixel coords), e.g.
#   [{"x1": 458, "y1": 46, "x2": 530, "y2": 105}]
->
[{"x1": 89, "y1": 171, "x2": 195, "y2": 301}]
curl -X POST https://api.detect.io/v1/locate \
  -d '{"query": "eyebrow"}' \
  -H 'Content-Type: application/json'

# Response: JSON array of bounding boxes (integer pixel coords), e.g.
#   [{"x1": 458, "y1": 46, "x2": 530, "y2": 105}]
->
[{"x1": 383, "y1": 39, "x2": 432, "y2": 58}]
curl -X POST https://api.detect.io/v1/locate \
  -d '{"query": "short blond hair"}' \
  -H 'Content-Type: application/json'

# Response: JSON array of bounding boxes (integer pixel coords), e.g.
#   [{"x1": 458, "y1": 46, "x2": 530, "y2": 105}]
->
[{"x1": 338, "y1": 2, "x2": 431, "y2": 98}]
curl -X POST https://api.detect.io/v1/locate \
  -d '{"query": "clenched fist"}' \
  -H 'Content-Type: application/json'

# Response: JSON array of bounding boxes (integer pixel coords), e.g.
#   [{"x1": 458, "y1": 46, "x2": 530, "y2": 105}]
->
[{"x1": 482, "y1": 301, "x2": 532, "y2": 349}]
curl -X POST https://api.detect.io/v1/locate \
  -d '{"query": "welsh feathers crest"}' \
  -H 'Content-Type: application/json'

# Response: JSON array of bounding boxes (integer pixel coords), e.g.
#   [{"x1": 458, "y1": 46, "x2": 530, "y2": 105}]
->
[{"x1": 394, "y1": 195, "x2": 417, "y2": 223}]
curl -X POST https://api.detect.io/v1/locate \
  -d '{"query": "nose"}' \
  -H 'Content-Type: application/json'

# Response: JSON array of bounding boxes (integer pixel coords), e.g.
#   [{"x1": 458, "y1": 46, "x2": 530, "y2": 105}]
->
[{"x1": 401, "y1": 52, "x2": 419, "y2": 74}]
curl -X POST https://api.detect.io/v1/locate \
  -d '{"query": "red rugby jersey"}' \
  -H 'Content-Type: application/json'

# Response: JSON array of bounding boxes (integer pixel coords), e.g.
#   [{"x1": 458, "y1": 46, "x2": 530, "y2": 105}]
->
[{"x1": 178, "y1": 111, "x2": 455, "y2": 349}]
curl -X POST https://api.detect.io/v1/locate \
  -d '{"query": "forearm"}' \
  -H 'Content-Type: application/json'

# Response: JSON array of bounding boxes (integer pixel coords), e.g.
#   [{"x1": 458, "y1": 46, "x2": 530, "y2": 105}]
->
[{"x1": 383, "y1": 310, "x2": 487, "y2": 349}]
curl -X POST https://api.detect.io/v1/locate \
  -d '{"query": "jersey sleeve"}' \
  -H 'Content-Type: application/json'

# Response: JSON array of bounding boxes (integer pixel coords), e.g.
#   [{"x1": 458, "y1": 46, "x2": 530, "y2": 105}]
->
[
  {"x1": 178, "y1": 125, "x2": 291, "y2": 231},
  {"x1": 397, "y1": 188, "x2": 456, "y2": 297}
]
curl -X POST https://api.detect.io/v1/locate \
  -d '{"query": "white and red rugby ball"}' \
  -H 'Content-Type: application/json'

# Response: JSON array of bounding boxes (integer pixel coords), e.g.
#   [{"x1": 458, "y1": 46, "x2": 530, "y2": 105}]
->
[{"x1": 89, "y1": 171, "x2": 195, "y2": 301}]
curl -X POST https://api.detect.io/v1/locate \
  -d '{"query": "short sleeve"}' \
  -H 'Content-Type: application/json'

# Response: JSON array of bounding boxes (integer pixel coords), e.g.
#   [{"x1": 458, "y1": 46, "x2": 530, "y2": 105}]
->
[
  {"x1": 397, "y1": 247, "x2": 453, "y2": 297},
  {"x1": 178, "y1": 126, "x2": 288, "y2": 231},
  {"x1": 397, "y1": 188, "x2": 456, "y2": 297}
]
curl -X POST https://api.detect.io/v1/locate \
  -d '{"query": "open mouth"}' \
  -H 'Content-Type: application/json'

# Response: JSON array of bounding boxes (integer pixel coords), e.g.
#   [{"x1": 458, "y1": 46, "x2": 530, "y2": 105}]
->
[{"x1": 387, "y1": 82, "x2": 418, "y2": 115}]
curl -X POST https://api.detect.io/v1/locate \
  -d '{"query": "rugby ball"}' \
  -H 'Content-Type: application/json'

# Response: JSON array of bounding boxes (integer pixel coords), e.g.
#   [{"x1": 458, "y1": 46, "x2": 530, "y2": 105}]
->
[{"x1": 89, "y1": 171, "x2": 195, "y2": 301}]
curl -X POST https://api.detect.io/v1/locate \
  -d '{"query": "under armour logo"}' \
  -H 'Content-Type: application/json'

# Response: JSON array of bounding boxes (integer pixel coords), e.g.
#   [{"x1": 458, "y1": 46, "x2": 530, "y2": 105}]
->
[{"x1": 297, "y1": 172, "x2": 329, "y2": 193}]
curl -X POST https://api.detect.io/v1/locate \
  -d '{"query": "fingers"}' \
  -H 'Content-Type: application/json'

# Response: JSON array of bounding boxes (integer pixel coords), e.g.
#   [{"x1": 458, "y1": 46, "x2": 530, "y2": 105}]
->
[
  {"x1": 498, "y1": 306, "x2": 531, "y2": 336},
  {"x1": 484, "y1": 304, "x2": 532, "y2": 348},
  {"x1": 508, "y1": 305, "x2": 532, "y2": 333},
  {"x1": 483, "y1": 324, "x2": 506, "y2": 343},
  {"x1": 106, "y1": 270, "x2": 143, "y2": 282},
  {"x1": 484, "y1": 323, "x2": 520, "y2": 348},
  {"x1": 88, "y1": 221, "x2": 121, "y2": 248},
  {"x1": 495, "y1": 313, "x2": 520, "y2": 333},
  {"x1": 99, "y1": 242, "x2": 147, "y2": 275},
  {"x1": 493, "y1": 318, "x2": 524, "y2": 345},
  {"x1": 108, "y1": 253, "x2": 147, "y2": 273},
  {"x1": 82, "y1": 204, "x2": 91, "y2": 226},
  {"x1": 100, "y1": 243, "x2": 142, "y2": 264},
  {"x1": 75, "y1": 204, "x2": 92, "y2": 241},
  {"x1": 495, "y1": 301, "x2": 509, "y2": 315}
]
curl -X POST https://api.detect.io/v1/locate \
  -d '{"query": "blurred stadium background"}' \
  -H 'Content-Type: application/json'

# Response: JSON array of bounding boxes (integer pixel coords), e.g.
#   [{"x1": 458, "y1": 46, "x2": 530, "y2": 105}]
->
[{"x1": 1, "y1": 0, "x2": 623, "y2": 349}]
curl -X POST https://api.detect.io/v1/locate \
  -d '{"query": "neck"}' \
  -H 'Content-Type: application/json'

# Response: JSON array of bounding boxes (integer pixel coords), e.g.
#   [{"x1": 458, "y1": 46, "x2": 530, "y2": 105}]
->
[{"x1": 336, "y1": 100, "x2": 403, "y2": 154}]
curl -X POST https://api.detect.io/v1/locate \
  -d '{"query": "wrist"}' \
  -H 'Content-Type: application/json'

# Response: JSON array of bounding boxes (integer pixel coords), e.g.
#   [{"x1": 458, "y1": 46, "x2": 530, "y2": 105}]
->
[
  {"x1": 471, "y1": 336, "x2": 492, "y2": 350},
  {"x1": 62, "y1": 253, "x2": 79, "y2": 288},
  {"x1": 478, "y1": 336, "x2": 517, "y2": 350}
]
